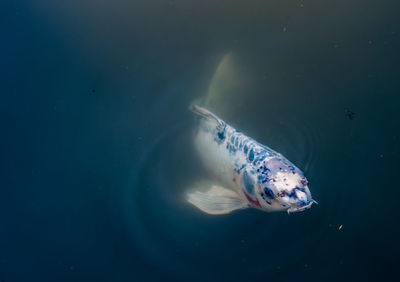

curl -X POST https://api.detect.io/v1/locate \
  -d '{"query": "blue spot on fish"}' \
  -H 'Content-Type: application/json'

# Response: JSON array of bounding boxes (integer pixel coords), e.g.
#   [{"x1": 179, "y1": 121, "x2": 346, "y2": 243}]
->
[
  {"x1": 243, "y1": 171, "x2": 254, "y2": 195},
  {"x1": 264, "y1": 187, "x2": 275, "y2": 199},
  {"x1": 253, "y1": 153, "x2": 266, "y2": 165},
  {"x1": 261, "y1": 177, "x2": 269, "y2": 183},
  {"x1": 226, "y1": 142, "x2": 237, "y2": 155},
  {"x1": 249, "y1": 149, "x2": 254, "y2": 161}
]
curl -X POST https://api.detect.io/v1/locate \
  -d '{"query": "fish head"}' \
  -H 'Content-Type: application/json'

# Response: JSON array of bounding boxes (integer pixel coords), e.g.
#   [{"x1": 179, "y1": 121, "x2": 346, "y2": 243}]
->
[{"x1": 256, "y1": 157, "x2": 315, "y2": 212}]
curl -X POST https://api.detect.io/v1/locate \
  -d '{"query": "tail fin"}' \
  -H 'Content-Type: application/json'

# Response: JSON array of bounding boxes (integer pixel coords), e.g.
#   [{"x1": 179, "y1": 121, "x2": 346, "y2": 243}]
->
[
  {"x1": 204, "y1": 53, "x2": 238, "y2": 108},
  {"x1": 191, "y1": 53, "x2": 254, "y2": 120},
  {"x1": 203, "y1": 53, "x2": 251, "y2": 120}
]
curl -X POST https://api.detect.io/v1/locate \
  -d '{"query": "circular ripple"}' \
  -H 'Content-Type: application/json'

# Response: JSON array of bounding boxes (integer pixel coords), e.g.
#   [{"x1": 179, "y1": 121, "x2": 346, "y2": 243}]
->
[{"x1": 122, "y1": 116, "x2": 339, "y2": 280}]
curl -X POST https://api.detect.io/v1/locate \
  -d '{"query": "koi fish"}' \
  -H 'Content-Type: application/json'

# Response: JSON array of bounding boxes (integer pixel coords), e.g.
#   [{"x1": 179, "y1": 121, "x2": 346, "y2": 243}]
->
[
  {"x1": 185, "y1": 54, "x2": 316, "y2": 215},
  {"x1": 186, "y1": 105, "x2": 316, "y2": 214}
]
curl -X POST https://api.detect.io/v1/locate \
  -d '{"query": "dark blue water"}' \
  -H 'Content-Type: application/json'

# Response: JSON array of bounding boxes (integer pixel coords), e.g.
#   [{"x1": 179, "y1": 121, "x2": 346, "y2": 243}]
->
[{"x1": 1, "y1": 1, "x2": 400, "y2": 281}]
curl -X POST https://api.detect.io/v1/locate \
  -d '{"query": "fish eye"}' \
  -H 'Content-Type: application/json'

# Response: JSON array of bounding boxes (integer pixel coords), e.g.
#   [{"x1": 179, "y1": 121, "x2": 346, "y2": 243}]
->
[{"x1": 264, "y1": 187, "x2": 275, "y2": 199}]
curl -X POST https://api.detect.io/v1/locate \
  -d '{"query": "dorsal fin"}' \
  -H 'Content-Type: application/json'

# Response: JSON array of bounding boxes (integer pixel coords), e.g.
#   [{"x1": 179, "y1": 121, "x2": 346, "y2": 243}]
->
[
  {"x1": 189, "y1": 104, "x2": 224, "y2": 128},
  {"x1": 190, "y1": 104, "x2": 226, "y2": 142}
]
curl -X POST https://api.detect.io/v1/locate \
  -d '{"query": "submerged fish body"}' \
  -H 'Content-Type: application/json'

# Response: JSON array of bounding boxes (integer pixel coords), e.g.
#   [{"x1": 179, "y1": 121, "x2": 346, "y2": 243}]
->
[{"x1": 186, "y1": 105, "x2": 315, "y2": 215}]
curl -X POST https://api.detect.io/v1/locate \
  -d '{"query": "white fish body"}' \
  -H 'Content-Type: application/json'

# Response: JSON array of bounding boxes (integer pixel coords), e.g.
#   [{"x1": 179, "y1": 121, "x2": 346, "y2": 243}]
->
[{"x1": 186, "y1": 105, "x2": 315, "y2": 215}]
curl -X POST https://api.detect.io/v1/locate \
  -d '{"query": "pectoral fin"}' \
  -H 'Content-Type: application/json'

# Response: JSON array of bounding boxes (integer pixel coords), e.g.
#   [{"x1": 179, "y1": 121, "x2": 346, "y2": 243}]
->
[{"x1": 186, "y1": 183, "x2": 247, "y2": 215}]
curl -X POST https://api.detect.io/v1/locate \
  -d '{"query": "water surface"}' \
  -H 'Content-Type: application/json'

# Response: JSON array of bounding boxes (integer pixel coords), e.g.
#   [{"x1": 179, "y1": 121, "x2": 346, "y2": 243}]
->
[{"x1": 1, "y1": 1, "x2": 399, "y2": 281}]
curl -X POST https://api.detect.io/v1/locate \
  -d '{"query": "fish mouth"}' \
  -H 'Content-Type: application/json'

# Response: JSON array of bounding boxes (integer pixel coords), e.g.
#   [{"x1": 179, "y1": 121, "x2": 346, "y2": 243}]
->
[{"x1": 286, "y1": 200, "x2": 315, "y2": 213}]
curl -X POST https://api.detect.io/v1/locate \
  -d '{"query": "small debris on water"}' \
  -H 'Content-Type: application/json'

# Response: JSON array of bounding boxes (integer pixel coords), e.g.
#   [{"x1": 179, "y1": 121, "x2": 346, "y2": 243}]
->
[
  {"x1": 338, "y1": 224, "x2": 343, "y2": 230},
  {"x1": 345, "y1": 108, "x2": 355, "y2": 120}
]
